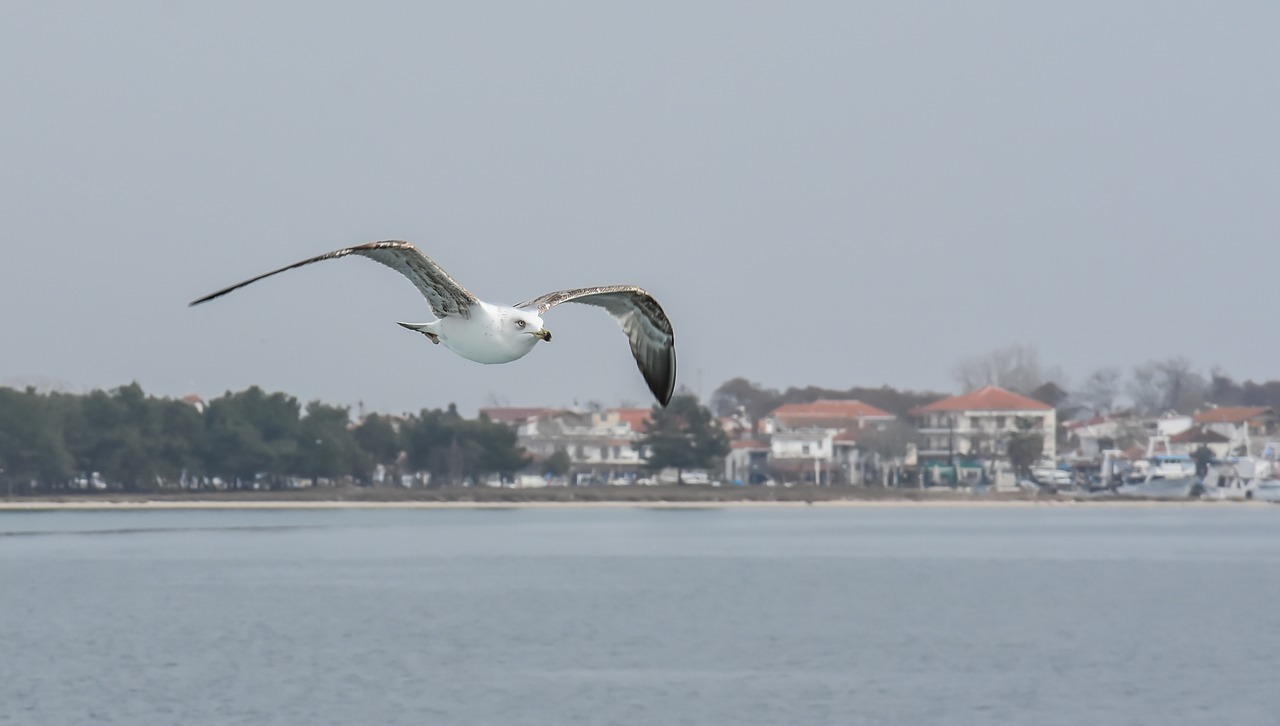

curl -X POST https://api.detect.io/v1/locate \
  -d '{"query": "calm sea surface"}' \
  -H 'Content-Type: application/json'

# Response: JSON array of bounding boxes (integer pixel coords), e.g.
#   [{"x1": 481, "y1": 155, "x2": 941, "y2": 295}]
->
[{"x1": 2, "y1": 505, "x2": 1279, "y2": 725}]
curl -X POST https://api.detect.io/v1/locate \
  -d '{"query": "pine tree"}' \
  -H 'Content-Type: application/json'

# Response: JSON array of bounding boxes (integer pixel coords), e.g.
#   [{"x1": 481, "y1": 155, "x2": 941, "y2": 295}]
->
[{"x1": 637, "y1": 395, "x2": 730, "y2": 483}]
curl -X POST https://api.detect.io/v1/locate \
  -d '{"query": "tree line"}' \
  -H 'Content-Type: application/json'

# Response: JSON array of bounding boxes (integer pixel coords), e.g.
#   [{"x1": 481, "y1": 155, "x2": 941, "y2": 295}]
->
[
  {"x1": 6, "y1": 348, "x2": 1273, "y2": 493},
  {"x1": 0, "y1": 383, "x2": 529, "y2": 493},
  {"x1": 0, "y1": 384, "x2": 729, "y2": 494}
]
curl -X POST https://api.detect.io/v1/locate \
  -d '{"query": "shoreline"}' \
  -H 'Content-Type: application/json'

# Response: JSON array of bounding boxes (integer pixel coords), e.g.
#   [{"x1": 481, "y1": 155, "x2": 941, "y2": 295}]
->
[{"x1": 1, "y1": 496, "x2": 1273, "y2": 511}]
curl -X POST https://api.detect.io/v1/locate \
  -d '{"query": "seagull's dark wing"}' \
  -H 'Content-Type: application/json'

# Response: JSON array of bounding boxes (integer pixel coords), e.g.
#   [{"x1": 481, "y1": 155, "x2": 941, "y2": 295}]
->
[
  {"x1": 516, "y1": 286, "x2": 676, "y2": 406},
  {"x1": 189, "y1": 241, "x2": 478, "y2": 318}
]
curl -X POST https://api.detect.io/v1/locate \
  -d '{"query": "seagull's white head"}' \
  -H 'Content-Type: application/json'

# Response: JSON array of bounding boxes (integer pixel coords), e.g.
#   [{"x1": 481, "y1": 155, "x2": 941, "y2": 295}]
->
[{"x1": 505, "y1": 308, "x2": 551, "y2": 343}]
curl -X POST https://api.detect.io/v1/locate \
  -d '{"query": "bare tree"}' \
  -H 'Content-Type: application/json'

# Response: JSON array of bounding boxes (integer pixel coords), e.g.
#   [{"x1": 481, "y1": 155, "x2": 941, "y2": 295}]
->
[
  {"x1": 855, "y1": 421, "x2": 918, "y2": 486},
  {"x1": 859, "y1": 421, "x2": 918, "y2": 461},
  {"x1": 951, "y1": 344, "x2": 1064, "y2": 394},
  {"x1": 1127, "y1": 358, "x2": 1207, "y2": 414},
  {"x1": 1076, "y1": 367, "x2": 1122, "y2": 414}
]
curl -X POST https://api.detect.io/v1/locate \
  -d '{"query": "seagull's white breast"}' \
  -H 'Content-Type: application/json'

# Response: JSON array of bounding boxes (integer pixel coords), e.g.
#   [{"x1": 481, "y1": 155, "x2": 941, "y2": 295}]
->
[{"x1": 437, "y1": 302, "x2": 540, "y2": 364}]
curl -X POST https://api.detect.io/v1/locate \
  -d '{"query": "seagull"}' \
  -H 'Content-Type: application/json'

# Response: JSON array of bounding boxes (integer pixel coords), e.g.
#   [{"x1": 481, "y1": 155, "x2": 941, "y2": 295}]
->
[{"x1": 189, "y1": 241, "x2": 676, "y2": 406}]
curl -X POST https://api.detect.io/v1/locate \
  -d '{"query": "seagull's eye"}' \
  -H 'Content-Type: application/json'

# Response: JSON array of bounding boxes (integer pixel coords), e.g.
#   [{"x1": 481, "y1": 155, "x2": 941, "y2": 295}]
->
[{"x1": 515, "y1": 319, "x2": 527, "y2": 329}]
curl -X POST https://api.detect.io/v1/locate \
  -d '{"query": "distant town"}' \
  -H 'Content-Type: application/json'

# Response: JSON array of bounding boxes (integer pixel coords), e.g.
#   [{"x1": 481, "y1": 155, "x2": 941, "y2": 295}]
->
[{"x1": 3, "y1": 346, "x2": 1279, "y2": 500}]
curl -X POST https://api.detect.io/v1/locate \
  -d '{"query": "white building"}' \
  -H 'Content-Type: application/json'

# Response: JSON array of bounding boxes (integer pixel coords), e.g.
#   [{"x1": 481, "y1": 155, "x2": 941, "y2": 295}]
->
[
  {"x1": 760, "y1": 399, "x2": 897, "y2": 484},
  {"x1": 1192, "y1": 406, "x2": 1277, "y2": 454},
  {"x1": 915, "y1": 386, "x2": 1056, "y2": 461},
  {"x1": 724, "y1": 440, "x2": 770, "y2": 484},
  {"x1": 491, "y1": 407, "x2": 652, "y2": 482}
]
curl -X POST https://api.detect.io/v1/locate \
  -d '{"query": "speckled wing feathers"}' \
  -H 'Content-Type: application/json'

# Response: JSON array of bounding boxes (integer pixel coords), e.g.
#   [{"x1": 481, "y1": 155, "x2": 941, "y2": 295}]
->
[
  {"x1": 189, "y1": 241, "x2": 478, "y2": 318},
  {"x1": 516, "y1": 286, "x2": 676, "y2": 406}
]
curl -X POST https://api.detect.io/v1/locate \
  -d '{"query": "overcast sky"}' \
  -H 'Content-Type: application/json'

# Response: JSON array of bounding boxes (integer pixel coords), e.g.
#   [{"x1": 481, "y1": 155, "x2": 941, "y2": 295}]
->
[{"x1": 2, "y1": 2, "x2": 1277, "y2": 416}]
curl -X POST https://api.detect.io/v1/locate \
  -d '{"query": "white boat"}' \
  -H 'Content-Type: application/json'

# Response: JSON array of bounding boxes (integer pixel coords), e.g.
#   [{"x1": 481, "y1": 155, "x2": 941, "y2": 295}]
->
[
  {"x1": 1115, "y1": 477, "x2": 1201, "y2": 499},
  {"x1": 1201, "y1": 459, "x2": 1280, "y2": 501}
]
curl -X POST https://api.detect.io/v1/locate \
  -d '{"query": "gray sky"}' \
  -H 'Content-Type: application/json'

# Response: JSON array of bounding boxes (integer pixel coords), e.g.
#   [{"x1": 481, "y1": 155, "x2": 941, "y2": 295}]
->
[{"x1": 2, "y1": 2, "x2": 1277, "y2": 416}]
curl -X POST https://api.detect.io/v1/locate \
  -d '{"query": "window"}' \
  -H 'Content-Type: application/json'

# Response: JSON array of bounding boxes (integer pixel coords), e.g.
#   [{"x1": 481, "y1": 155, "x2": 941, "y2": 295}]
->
[{"x1": 801, "y1": 444, "x2": 811, "y2": 455}]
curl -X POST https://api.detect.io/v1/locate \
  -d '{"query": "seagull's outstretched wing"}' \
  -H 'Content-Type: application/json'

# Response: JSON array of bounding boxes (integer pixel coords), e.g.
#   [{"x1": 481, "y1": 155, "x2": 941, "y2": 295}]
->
[
  {"x1": 516, "y1": 286, "x2": 676, "y2": 406},
  {"x1": 189, "y1": 241, "x2": 478, "y2": 318}
]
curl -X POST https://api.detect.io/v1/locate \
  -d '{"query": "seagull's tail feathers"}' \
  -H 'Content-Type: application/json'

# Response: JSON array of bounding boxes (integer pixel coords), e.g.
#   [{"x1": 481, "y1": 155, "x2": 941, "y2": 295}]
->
[{"x1": 397, "y1": 321, "x2": 441, "y2": 345}]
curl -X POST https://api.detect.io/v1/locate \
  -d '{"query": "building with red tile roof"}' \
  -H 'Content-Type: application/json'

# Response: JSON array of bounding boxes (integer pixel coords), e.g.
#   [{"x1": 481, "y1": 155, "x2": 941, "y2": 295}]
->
[
  {"x1": 1192, "y1": 406, "x2": 1273, "y2": 425},
  {"x1": 916, "y1": 386, "x2": 1052, "y2": 414},
  {"x1": 1191, "y1": 406, "x2": 1276, "y2": 451},
  {"x1": 763, "y1": 399, "x2": 895, "y2": 434},
  {"x1": 610, "y1": 407, "x2": 653, "y2": 432},
  {"x1": 754, "y1": 399, "x2": 899, "y2": 485},
  {"x1": 506, "y1": 407, "x2": 655, "y2": 483},
  {"x1": 914, "y1": 386, "x2": 1056, "y2": 461}
]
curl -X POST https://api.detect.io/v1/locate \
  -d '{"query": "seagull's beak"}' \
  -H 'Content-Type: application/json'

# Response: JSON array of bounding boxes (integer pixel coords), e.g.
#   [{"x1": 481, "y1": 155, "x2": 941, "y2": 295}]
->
[{"x1": 534, "y1": 328, "x2": 552, "y2": 342}]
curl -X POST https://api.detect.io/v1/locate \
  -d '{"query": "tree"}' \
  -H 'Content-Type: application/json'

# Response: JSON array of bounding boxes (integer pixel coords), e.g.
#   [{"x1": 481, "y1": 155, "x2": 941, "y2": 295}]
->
[
  {"x1": 467, "y1": 414, "x2": 531, "y2": 484},
  {"x1": 1241, "y1": 379, "x2": 1280, "y2": 410},
  {"x1": 1005, "y1": 417, "x2": 1045, "y2": 478},
  {"x1": 401, "y1": 406, "x2": 463, "y2": 485},
  {"x1": 202, "y1": 387, "x2": 301, "y2": 487},
  {"x1": 354, "y1": 413, "x2": 404, "y2": 483},
  {"x1": 354, "y1": 414, "x2": 402, "y2": 466},
  {"x1": 855, "y1": 420, "x2": 917, "y2": 486},
  {"x1": 0, "y1": 384, "x2": 534, "y2": 492},
  {"x1": 60, "y1": 384, "x2": 159, "y2": 491},
  {"x1": 637, "y1": 395, "x2": 730, "y2": 483},
  {"x1": 0, "y1": 387, "x2": 74, "y2": 491},
  {"x1": 296, "y1": 401, "x2": 366, "y2": 486},
  {"x1": 1127, "y1": 358, "x2": 1207, "y2": 414},
  {"x1": 1076, "y1": 367, "x2": 1122, "y2": 414},
  {"x1": 709, "y1": 377, "x2": 782, "y2": 428},
  {"x1": 858, "y1": 421, "x2": 916, "y2": 461},
  {"x1": 542, "y1": 449, "x2": 572, "y2": 477},
  {"x1": 400, "y1": 405, "x2": 529, "y2": 486},
  {"x1": 951, "y1": 344, "x2": 1063, "y2": 394},
  {"x1": 1208, "y1": 368, "x2": 1245, "y2": 406}
]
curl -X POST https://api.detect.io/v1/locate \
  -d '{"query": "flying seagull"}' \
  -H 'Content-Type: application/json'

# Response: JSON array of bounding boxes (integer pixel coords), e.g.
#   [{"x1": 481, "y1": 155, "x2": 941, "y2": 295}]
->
[{"x1": 189, "y1": 241, "x2": 676, "y2": 406}]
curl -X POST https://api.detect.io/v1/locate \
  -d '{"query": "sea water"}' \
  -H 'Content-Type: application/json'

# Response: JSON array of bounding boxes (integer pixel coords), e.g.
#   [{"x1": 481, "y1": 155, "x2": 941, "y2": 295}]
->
[{"x1": 2, "y1": 505, "x2": 1278, "y2": 725}]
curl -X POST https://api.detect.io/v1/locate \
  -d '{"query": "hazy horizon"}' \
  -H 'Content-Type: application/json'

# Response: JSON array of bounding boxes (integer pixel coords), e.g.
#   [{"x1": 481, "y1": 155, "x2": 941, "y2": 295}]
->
[{"x1": 3, "y1": 2, "x2": 1277, "y2": 416}]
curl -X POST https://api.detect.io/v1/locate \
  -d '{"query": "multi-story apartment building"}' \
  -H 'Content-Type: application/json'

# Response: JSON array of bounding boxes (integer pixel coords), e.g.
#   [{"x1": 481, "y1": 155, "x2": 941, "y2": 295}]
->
[
  {"x1": 914, "y1": 385, "x2": 1056, "y2": 461},
  {"x1": 483, "y1": 407, "x2": 652, "y2": 483}
]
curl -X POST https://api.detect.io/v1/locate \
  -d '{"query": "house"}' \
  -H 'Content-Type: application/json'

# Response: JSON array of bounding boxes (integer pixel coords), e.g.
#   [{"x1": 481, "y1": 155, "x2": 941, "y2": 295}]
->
[
  {"x1": 1168, "y1": 427, "x2": 1232, "y2": 459},
  {"x1": 1154, "y1": 414, "x2": 1194, "y2": 438},
  {"x1": 1063, "y1": 415, "x2": 1126, "y2": 459},
  {"x1": 914, "y1": 385, "x2": 1056, "y2": 461},
  {"x1": 760, "y1": 399, "x2": 897, "y2": 484},
  {"x1": 762, "y1": 399, "x2": 896, "y2": 434},
  {"x1": 1192, "y1": 406, "x2": 1277, "y2": 454},
  {"x1": 508, "y1": 407, "x2": 652, "y2": 483},
  {"x1": 724, "y1": 440, "x2": 770, "y2": 484}
]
